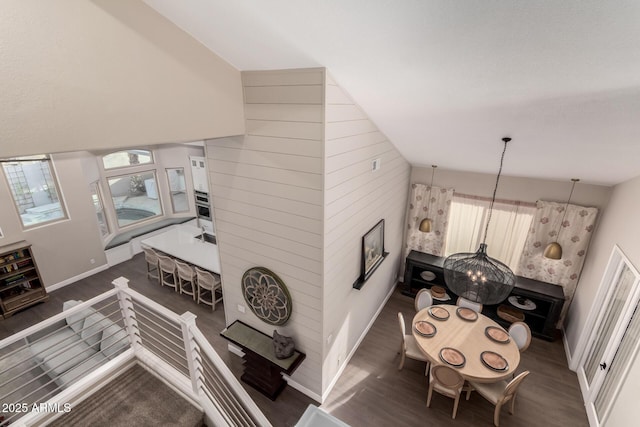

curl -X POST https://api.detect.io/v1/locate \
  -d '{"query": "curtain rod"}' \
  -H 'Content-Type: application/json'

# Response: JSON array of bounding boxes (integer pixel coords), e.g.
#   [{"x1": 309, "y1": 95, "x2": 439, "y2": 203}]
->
[{"x1": 454, "y1": 192, "x2": 536, "y2": 208}]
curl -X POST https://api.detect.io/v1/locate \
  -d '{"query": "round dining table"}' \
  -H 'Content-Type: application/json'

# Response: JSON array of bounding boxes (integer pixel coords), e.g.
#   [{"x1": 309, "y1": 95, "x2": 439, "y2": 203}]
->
[{"x1": 412, "y1": 304, "x2": 520, "y2": 383}]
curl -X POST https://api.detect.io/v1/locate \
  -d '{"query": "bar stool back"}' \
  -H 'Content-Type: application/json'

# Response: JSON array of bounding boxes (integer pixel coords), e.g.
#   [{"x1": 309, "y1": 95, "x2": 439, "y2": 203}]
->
[
  {"x1": 175, "y1": 259, "x2": 196, "y2": 300},
  {"x1": 195, "y1": 267, "x2": 223, "y2": 310},
  {"x1": 157, "y1": 254, "x2": 178, "y2": 291}
]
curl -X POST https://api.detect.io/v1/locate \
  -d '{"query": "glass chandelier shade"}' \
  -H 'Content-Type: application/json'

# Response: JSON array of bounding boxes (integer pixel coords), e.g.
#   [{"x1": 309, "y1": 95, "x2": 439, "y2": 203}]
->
[
  {"x1": 443, "y1": 138, "x2": 516, "y2": 305},
  {"x1": 443, "y1": 243, "x2": 516, "y2": 305},
  {"x1": 419, "y1": 165, "x2": 437, "y2": 233}
]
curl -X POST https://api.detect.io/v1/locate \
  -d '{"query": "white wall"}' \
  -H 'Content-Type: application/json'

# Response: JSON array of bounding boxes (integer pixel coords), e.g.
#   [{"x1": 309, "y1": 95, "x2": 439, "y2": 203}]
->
[
  {"x1": 0, "y1": 152, "x2": 107, "y2": 286},
  {"x1": 563, "y1": 174, "x2": 640, "y2": 425},
  {"x1": 208, "y1": 69, "x2": 325, "y2": 396},
  {"x1": 0, "y1": 0, "x2": 244, "y2": 158},
  {"x1": 208, "y1": 68, "x2": 410, "y2": 399},
  {"x1": 322, "y1": 74, "x2": 410, "y2": 391},
  {"x1": 0, "y1": 145, "x2": 203, "y2": 288}
]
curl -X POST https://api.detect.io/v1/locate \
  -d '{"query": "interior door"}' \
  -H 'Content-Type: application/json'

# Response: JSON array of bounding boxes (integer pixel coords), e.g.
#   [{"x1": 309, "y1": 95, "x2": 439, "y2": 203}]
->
[{"x1": 575, "y1": 246, "x2": 640, "y2": 426}]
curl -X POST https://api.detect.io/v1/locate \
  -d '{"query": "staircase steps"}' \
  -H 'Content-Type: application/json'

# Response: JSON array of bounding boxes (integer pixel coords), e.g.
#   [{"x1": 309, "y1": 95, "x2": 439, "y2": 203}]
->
[{"x1": 49, "y1": 364, "x2": 204, "y2": 427}]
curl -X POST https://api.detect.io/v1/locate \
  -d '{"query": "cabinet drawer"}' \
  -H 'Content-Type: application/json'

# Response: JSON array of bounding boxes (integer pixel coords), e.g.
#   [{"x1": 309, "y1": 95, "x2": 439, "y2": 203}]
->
[{"x1": 3, "y1": 288, "x2": 45, "y2": 311}]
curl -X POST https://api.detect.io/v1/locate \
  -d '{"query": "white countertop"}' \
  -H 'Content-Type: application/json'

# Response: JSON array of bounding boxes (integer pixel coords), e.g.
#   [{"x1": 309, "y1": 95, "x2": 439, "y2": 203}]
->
[{"x1": 140, "y1": 224, "x2": 220, "y2": 273}]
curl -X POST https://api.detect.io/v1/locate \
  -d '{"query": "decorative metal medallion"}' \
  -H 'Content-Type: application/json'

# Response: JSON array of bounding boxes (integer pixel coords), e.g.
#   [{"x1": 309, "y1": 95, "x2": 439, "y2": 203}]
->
[{"x1": 241, "y1": 267, "x2": 292, "y2": 326}]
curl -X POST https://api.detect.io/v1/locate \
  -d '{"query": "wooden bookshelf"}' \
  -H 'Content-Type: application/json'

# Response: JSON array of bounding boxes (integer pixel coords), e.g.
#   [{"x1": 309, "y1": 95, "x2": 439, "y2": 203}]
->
[{"x1": 0, "y1": 241, "x2": 48, "y2": 318}]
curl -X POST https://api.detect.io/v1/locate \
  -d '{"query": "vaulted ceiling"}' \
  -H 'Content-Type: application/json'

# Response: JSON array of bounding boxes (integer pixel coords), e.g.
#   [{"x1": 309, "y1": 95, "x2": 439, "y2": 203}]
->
[{"x1": 144, "y1": 0, "x2": 640, "y2": 186}]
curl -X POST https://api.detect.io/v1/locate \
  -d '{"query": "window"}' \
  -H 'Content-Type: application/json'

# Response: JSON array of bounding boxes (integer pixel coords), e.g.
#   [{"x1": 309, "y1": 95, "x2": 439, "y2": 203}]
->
[
  {"x1": 166, "y1": 168, "x2": 188, "y2": 213},
  {"x1": 107, "y1": 171, "x2": 162, "y2": 227},
  {"x1": 1, "y1": 156, "x2": 67, "y2": 228},
  {"x1": 444, "y1": 194, "x2": 535, "y2": 271},
  {"x1": 102, "y1": 149, "x2": 153, "y2": 170},
  {"x1": 89, "y1": 181, "x2": 109, "y2": 238}
]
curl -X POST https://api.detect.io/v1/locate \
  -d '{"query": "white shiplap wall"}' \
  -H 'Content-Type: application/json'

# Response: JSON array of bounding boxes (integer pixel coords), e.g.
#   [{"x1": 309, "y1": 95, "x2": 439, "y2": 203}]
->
[
  {"x1": 206, "y1": 68, "x2": 410, "y2": 400},
  {"x1": 207, "y1": 69, "x2": 325, "y2": 396},
  {"x1": 322, "y1": 73, "x2": 411, "y2": 391}
]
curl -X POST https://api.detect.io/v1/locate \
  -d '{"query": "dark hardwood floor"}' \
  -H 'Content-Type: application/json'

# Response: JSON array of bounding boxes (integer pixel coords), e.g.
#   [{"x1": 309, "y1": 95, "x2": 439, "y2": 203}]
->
[{"x1": 1, "y1": 255, "x2": 588, "y2": 427}]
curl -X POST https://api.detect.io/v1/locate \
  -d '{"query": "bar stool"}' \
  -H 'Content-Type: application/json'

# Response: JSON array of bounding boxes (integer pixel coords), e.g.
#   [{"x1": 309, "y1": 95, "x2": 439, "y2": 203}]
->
[
  {"x1": 195, "y1": 267, "x2": 223, "y2": 311},
  {"x1": 157, "y1": 254, "x2": 178, "y2": 291},
  {"x1": 175, "y1": 259, "x2": 197, "y2": 301},
  {"x1": 142, "y1": 246, "x2": 160, "y2": 284}
]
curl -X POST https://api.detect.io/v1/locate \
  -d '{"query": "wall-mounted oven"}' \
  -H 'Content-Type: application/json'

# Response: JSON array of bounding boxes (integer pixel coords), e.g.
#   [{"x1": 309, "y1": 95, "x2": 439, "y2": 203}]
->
[{"x1": 195, "y1": 191, "x2": 212, "y2": 221}]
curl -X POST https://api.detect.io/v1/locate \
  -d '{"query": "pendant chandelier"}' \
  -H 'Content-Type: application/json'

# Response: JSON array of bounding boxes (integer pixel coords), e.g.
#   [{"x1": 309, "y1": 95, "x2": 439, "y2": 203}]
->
[
  {"x1": 543, "y1": 178, "x2": 579, "y2": 260},
  {"x1": 419, "y1": 165, "x2": 438, "y2": 232},
  {"x1": 443, "y1": 138, "x2": 516, "y2": 305}
]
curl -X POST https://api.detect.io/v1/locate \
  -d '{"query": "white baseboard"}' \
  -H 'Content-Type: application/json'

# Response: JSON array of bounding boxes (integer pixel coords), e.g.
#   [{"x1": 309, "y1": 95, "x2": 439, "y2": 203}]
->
[
  {"x1": 227, "y1": 342, "x2": 244, "y2": 357},
  {"x1": 285, "y1": 376, "x2": 322, "y2": 402},
  {"x1": 562, "y1": 325, "x2": 576, "y2": 371},
  {"x1": 320, "y1": 282, "x2": 397, "y2": 403},
  {"x1": 223, "y1": 284, "x2": 397, "y2": 404},
  {"x1": 46, "y1": 263, "x2": 110, "y2": 292}
]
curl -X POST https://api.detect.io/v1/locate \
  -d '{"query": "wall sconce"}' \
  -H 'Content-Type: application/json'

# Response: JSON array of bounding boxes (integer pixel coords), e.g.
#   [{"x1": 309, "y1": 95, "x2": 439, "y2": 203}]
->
[
  {"x1": 543, "y1": 178, "x2": 580, "y2": 260},
  {"x1": 419, "y1": 165, "x2": 437, "y2": 233}
]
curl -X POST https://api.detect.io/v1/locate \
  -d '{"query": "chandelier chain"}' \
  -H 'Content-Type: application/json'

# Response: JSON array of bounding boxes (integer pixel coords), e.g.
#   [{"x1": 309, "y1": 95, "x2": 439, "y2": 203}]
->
[
  {"x1": 427, "y1": 165, "x2": 436, "y2": 213},
  {"x1": 556, "y1": 178, "x2": 578, "y2": 241},
  {"x1": 482, "y1": 139, "x2": 509, "y2": 244}
]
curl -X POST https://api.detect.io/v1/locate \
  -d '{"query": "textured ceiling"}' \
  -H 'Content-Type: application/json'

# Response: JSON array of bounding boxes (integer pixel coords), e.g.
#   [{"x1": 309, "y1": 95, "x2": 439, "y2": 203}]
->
[{"x1": 144, "y1": 0, "x2": 640, "y2": 186}]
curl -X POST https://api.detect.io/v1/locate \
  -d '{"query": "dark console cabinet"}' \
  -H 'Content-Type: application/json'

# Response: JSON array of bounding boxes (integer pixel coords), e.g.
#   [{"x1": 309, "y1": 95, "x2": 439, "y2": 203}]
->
[
  {"x1": 221, "y1": 320, "x2": 305, "y2": 400},
  {"x1": 403, "y1": 250, "x2": 564, "y2": 341}
]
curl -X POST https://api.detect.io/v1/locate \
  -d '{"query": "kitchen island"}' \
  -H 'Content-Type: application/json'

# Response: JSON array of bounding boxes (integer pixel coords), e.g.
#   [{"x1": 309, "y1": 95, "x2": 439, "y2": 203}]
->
[{"x1": 140, "y1": 224, "x2": 220, "y2": 273}]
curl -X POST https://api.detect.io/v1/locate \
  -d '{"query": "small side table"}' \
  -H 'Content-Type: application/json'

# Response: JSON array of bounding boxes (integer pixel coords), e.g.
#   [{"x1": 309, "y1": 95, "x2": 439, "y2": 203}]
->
[{"x1": 221, "y1": 320, "x2": 305, "y2": 400}]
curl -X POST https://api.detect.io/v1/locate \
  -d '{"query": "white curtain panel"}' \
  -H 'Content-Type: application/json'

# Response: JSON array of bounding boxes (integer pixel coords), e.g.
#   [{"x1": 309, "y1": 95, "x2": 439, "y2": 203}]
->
[
  {"x1": 518, "y1": 200, "x2": 598, "y2": 326},
  {"x1": 444, "y1": 196, "x2": 487, "y2": 253},
  {"x1": 404, "y1": 183, "x2": 454, "y2": 258},
  {"x1": 444, "y1": 196, "x2": 535, "y2": 271}
]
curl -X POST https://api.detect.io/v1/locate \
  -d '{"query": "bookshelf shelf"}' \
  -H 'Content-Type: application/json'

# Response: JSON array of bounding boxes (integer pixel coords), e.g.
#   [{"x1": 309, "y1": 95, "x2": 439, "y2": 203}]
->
[{"x1": 0, "y1": 241, "x2": 48, "y2": 318}]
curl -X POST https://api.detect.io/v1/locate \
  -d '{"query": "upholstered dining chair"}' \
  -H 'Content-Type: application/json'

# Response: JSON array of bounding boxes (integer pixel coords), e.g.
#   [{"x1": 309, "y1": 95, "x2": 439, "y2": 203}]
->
[
  {"x1": 174, "y1": 259, "x2": 197, "y2": 301},
  {"x1": 508, "y1": 322, "x2": 532, "y2": 353},
  {"x1": 457, "y1": 297, "x2": 483, "y2": 313},
  {"x1": 466, "y1": 371, "x2": 531, "y2": 427},
  {"x1": 195, "y1": 267, "x2": 223, "y2": 311},
  {"x1": 414, "y1": 288, "x2": 433, "y2": 312},
  {"x1": 157, "y1": 254, "x2": 178, "y2": 291},
  {"x1": 142, "y1": 246, "x2": 160, "y2": 284},
  {"x1": 397, "y1": 312, "x2": 430, "y2": 374},
  {"x1": 426, "y1": 365, "x2": 466, "y2": 419}
]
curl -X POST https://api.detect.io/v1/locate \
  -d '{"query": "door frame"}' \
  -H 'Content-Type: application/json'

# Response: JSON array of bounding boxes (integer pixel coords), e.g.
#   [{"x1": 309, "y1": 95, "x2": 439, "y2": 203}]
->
[{"x1": 572, "y1": 245, "x2": 640, "y2": 426}]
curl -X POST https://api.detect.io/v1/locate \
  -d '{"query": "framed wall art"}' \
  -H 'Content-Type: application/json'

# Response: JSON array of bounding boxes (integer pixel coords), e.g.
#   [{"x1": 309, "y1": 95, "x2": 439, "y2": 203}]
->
[{"x1": 354, "y1": 219, "x2": 389, "y2": 289}]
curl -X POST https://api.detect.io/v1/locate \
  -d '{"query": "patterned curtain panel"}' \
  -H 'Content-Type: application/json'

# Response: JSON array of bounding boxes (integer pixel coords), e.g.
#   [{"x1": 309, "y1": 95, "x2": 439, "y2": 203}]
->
[
  {"x1": 404, "y1": 183, "x2": 455, "y2": 259},
  {"x1": 518, "y1": 200, "x2": 598, "y2": 326}
]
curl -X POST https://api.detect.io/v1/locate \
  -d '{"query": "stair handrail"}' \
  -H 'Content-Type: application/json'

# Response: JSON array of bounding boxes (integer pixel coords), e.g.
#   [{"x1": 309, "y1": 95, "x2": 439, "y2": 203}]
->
[
  {"x1": 113, "y1": 277, "x2": 272, "y2": 427},
  {"x1": 0, "y1": 279, "x2": 272, "y2": 427}
]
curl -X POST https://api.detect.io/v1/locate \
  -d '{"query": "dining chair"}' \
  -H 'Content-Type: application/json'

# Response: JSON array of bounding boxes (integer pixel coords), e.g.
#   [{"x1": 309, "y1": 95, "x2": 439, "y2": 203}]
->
[
  {"x1": 414, "y1": 288, "x2": 433, "y2": 312},
  {"x1": 142, "y1": 246, "x2": 160, "y2": 284},
  {"x1": 157, "y1": 254, "x2": 178, "y2": 291},
  {"x1": 426, "y1": 365, "x2": 466, "y2": 419},
  {"x1": 396, "y1": 312, "x2": 430, "y2": 374},
  {"x1": 195, "y1": 267, "x2": 223, "y2": 311},
  {"x1": 174, "y1": 259, "x2": 197, "y2": 301},
  {"x1": 508, "y1": 322, "x2": 532, "y2": 353},
  {"x1": 466, "y1": 371, "x2": 531, "y2": 427},
  {"x1": 457, "y1": 296, "x2": 483, "y2": 313}
]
